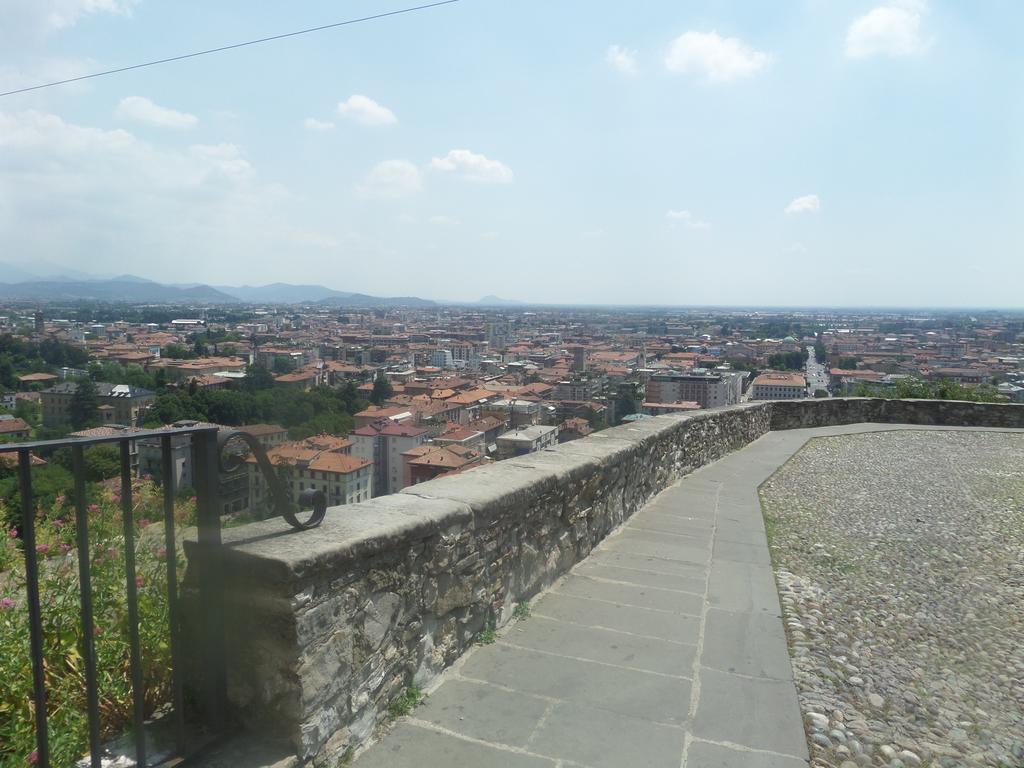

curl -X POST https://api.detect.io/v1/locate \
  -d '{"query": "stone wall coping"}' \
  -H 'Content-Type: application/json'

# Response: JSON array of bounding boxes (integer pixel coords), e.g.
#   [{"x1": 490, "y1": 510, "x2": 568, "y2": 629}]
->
[
  {"x1": 215, "y1": 398, "x2": 1023, "y2": 587},
  {"x1": 217, "y1": 493, "x2": 472, "y2": 585},
  {"x1": 215, "y1": 406, "x2": 768, "y2": 585}
]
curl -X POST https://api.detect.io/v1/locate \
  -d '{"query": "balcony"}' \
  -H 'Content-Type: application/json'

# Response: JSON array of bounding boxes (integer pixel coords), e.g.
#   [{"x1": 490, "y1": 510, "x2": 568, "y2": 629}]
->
[{"x1": 3, "y1": 398, "x2": 1022, "y2": 767}]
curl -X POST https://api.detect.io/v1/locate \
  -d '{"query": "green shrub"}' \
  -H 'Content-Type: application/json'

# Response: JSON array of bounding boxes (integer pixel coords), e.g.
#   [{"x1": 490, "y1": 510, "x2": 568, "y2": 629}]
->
[{"x1": 0, "y1": 481, "x2": 196, "y2": 767}]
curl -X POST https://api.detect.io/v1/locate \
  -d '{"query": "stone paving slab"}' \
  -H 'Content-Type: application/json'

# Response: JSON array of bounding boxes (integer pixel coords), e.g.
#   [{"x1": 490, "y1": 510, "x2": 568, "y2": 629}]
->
[
  {"x1": 527, "y1": 702, "x2": 684, "y2": 768},
  {"x1": 532, "y1": 591, "x2": 702, "y2": 642},
  {"x1": 459, "y1": 643, "x2": 693, "y2": 726},
  {"x1": 552, "y1": 573, "x2": 705, "y2": 615},
  {"x1": 355, "y1": 424, "x2": 966, "y2": 767},
  {"x1": 353, "y1": 722, "x2": 553, "y2": 768},
  {"x1": 686, "y1": 740, "x2": 809, "y2": 768},
  {"x1": 701, "y1": 608, "x2": 793, "y2": 680},
  {"x1": 573, "y1": 559, "x2": 707, "y2": 594},
  {"x1": 503, "y1": 614, "x2": 697, "y2": 675},
  {"x1": 410, "y1": 677, "x2": 549, "y2": 748}
]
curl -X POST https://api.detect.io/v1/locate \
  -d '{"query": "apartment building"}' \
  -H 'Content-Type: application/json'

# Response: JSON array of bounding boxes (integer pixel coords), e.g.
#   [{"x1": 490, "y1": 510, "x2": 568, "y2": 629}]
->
[
  {"x1": 350, "y1": 420, "x2": 428, "y2": 496},
  {"x1": 248, "y1": 434, "x2": 371, "y2": 515},
  {"x1": 41, "y1": 382, "x2": 155, "y2": 428},
  {"x1": 496, "y1": 424, "x2": 559, "y2": 459},
  {"x1": 403, "y1": 444, "x2": 484, "y2": 486},
  {"x1": 750, "y1": 372, "x2": 807, "y2": 400},
  {"x1": 645, "y1": 371, "x2": 744, "y2": 409}
]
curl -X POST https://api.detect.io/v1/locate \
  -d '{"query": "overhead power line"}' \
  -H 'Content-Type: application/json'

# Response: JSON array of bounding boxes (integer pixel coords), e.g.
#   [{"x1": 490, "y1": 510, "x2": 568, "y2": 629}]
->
[{"x1": 0, "y1": 0, "x2": 461, "y2": 98}]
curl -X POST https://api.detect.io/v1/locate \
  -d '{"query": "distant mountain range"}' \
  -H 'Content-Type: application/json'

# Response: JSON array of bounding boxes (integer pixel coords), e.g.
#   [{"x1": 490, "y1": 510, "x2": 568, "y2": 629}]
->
[{"x1": 0, "y1": 265, "x2": 438, "y2": 307}]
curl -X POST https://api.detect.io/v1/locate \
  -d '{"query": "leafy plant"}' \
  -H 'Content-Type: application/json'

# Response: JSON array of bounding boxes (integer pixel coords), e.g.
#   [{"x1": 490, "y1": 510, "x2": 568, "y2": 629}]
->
[
  {"x1": 476, "y1": 620, "x2": 497, "y2": 645},
  {"x1": 387, "y1": 684, "x2": 423, "y2": 719},
  {"x1": 0, "y1": 481, "x2": 196, "y2": 767}
]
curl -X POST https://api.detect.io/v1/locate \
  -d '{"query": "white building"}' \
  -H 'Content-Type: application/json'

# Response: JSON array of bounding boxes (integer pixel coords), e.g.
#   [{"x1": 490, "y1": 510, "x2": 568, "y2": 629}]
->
[
  {"x1": 351, "y1": 420, "x2": 429, "y2": 496},
  {"x1": 750, "y1": 372, "x2": 807, "y2": 400},
  {"x1": 496, "y1": 425, "x2": 559, "y2": 459}
]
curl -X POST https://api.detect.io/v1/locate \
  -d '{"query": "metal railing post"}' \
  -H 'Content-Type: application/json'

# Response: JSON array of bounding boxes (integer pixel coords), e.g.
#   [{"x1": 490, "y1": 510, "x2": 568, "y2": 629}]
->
[
  {"x1": 192, "y1": 429, "x2": 227, "y2": 732},
  {"x1": 18, "y1": 449, "x2": 49, "y2": 768},
  {"x1": 71, "y1": 445, "x2": 102, "y2": 768},
  {"x1": 119, "y1": 439, "x2": 146, "y2": 766}
]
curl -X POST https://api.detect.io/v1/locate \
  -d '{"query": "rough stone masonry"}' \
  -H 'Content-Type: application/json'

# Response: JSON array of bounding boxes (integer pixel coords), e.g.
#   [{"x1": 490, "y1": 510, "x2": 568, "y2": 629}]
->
[{"x1": 185, "y1": 397, "x2": 1024, "y2": 763}]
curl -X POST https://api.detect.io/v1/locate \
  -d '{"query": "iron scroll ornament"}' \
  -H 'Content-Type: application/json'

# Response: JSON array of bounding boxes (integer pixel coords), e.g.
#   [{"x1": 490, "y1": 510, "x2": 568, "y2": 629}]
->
[{"x1": 217, "y1": 429, "x2": 328, "y2": 530}]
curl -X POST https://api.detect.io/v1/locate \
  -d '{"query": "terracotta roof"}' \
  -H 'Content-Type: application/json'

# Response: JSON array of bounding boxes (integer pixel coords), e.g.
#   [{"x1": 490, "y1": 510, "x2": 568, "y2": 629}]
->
[
  {"x1": 0, "y1": 418, "x2": 31, "y2": 434},
  {"x1": 241, "y1": 423, "x2": 288, "y2": 436},
  {"x1": 407, "y1": 445, "x2": 483, "y2": 469},
  {"x1": 308, "y1": 453, "x2": 371, "y2": 475},
  {"x1": 752, "y1": 373, "x2": 806, "y2": 387}
]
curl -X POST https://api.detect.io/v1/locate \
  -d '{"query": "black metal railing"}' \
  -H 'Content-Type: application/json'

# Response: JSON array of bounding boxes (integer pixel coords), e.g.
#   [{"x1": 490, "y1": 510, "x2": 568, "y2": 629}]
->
[{"x1": 1, "y1": 425, "x2": 327, "y2": 768}]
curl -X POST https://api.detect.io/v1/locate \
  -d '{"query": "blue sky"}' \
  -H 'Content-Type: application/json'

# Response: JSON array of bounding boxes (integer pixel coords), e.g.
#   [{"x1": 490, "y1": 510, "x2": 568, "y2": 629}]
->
[{"x1": 0, "y1": 0, "x2": 1021, "y2": 306}]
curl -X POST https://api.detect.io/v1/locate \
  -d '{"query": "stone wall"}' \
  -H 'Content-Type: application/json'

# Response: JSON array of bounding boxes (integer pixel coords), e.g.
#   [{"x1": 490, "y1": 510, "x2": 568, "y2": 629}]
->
[
  {"x1": 770, "y1": 397, "x2": 1024, "y2": 431},
  {"x1": 207, "y1": 403, "x2": 772, "y2": 761},
  {"x1": 194, "y1": 396, "x2": 1024, "y2": 763}
]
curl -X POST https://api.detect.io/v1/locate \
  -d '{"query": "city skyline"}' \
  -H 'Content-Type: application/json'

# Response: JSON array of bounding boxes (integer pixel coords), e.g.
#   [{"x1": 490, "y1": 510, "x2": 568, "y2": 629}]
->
[{"x1": 1, "y1": 0, "x2": 1021, "y2": 308}]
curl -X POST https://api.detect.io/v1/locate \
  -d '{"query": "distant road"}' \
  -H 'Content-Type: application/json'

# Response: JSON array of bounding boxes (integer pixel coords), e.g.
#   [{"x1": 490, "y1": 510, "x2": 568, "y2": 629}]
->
[{"x1": 805, "y1": 345, "x2": 830, "y2": 396}]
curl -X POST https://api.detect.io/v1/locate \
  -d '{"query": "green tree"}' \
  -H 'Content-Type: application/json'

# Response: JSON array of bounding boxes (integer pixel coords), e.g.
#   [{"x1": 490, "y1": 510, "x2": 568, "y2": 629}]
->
[
  {"x1": 272, "y1": 355, "x2": 296, "y2": 375},
  {"x1": 13, "y1": 398, "x2": 40, "y2": 427},
  {"x1": 370, "y1": 372, "x2": 393, "y2": 406},
  {"x1": 162, "y1": 343, "x2": 194, "y2": 360},
  {"x1": 69, "y1": 379, "x2": 99, "y2": 430},
  {"x1": 242, "y1": 364, "x2": 275, "y2": 392},
  {"x1": 84, "y1": 445, "x2": 122, "y2": 481},
  {"x1": 0, "y1": 354, "x2": 17, "y2": 390}
]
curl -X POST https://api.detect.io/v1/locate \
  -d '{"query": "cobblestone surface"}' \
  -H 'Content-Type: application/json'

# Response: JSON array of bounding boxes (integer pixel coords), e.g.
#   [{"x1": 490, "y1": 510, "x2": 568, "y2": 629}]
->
[{"x1": 760, "y1": 430, "x2": 1024, "y2": 768}]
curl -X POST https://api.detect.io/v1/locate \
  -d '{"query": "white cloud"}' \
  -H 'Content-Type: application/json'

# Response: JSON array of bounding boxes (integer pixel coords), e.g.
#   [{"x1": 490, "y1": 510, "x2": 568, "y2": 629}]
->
[
  {"x1": 430, "y1": 149, "x2": 514, "y2": 184},
  {"x1": 785, "y1": 194, "x2": 821, "y2": 215},
  {"x1": 47, "y1": 0, "x2": 138, "y2": 29},
  {"x1": 0, "y1": 57, "x2": 97, "y2": 94},
  {"x1": 0, "y1": 109, "x2": 295, "y2": 282},
  {"x1": 428, "y1": 215, "x2": 460, "y2": 226},
  {"x1": 665, "y1": 31, "x2": 770, "y2": 83},
  {"x1": 337, "y1": 94, "x2": 397, "y2": 126},
  {"x1": 115, "y1": 96, "x2": 197, "y2": 129},
  {"x1": 846, "y1": 1, "x2": 930, "y2": 59},
  {"x1": 666, "y1": 209, "x2": 711, "y2": 229},
  {"x1": 606, "y1": 45, "x2": 639, "y2": 74},
  {"x1": 303, "y1": 117, "x2": 335, "y2": 132},
  {"x1": 356, "y1": 159, "x2": 422, "y2": 199},
  {"x1": 1, "y1": 0, "x2": 138, "y2": 46}
]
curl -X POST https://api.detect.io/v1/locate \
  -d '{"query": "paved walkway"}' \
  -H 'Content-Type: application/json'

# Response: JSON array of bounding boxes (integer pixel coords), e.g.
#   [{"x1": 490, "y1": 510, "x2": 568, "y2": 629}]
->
[{"x1": 352, "y1": 424, "x2": 1014, "y2": 768}]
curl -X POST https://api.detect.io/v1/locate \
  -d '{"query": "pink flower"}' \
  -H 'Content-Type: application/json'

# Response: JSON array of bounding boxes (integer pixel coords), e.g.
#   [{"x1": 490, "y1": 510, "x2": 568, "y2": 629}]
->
[
  {"x1": 87, "y1": 504, "x2": 99, "y2": 513},
  {"x1": 112, "y1": 494, "x2": 121, "y2": 504},
  {"x1": 142, "y1": 473, "x2": 152, "y2": 481},
  {"x1": 137, "y1": 518, "x2": 151, "y2": 528},
  {"x1": 156, "y1": 547, "x2": 168, "y2": 560},
  {"x1": 7, "y1": 528, "x2": 16, "y2": 538},
  {"x1": 0, "y1": 597, "x2": 14, "y2": 610},
  {"x1": 29, "y1": 749, "x2": 38, "y2": 764},
  {"x1": 53, "y1": 519, "x2": 64, "y2": 528},
  {"x1": 189, "y1": 496, "x2": 197, "y2": 504},
  {"x1": 59, "y1": 543, "x2": 72, "y2": 554},
  {"x1": 35, "y1": 544, "x2": 50, "y2": 555}
]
